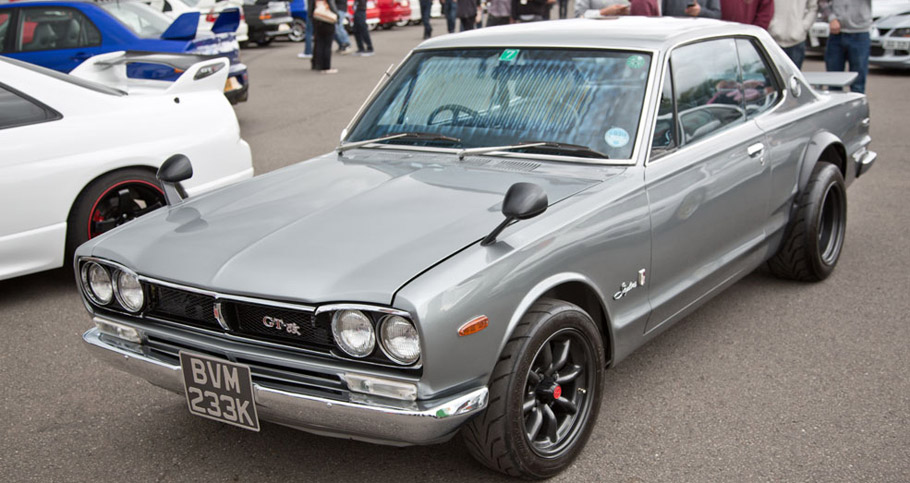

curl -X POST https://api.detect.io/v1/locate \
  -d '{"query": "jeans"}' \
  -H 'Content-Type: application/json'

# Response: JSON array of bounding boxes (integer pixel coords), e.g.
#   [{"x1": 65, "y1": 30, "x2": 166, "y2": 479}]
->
[
  {"x1": 782, "y1": 41, "x2": 806, "y2": 70},
  {"x1": 558, "y1": 0, "x2": 568, "y2": 19},
  {"x1": 352, "y1": 8, "x2": 373, "y2": 51},
  {"x1": 444, "y1": 0, "x2": 457, "y2": 33},
  {"x1": 825, "y1": 31, "x2": 870, "y2": 93},
  {"x1": 304, "y1": 13, "x2": 314, "y2": 55},
  {"x1": 420, "y1": 0, "x2": 433, "y2": 38},
  {"x1": 334, "y1": 10, "x2": 351, "y2": 49}
]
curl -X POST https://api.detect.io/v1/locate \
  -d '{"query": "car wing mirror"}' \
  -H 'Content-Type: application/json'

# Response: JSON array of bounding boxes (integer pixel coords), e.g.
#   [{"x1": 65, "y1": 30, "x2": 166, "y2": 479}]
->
[
  {"x1": 481, "y1": 182, "x2": 548, "y2": 246},
  {"x1": 157, "y1": 154, "x2": 194, "y2": 205}
]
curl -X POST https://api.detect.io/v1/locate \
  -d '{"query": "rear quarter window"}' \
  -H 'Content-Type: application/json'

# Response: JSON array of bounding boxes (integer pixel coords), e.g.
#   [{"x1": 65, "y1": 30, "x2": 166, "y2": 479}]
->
[{"x1": 0, "y1": 83, "x2": 61, "y2": 130}]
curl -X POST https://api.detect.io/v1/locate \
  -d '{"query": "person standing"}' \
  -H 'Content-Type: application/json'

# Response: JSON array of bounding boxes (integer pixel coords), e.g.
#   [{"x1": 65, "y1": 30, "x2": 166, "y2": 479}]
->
[
  {"x1": 333, "y1": 0, "x2": 352, "y2": 54},
  {"x1": 420, "y1": 0, "x2": 434, "y2": 38},
  {"x1": 297, "y1": 11, "x2": 315, "y2": 59},
  {"x1": 822, "y1": 0, "x2": 872, "y2": 93},
  {"x1": 719, "y1": 0, "x2": 773, "y2": 29},
  {"x1": 487, "y1": 0, "x2": 511, "y2": 25},
  {"x1": 661, "y1": 0, "x2": 720, "y2": 18},
  {"x1": 444, "y1": 0, "x2": 458, "y2": 32},
  {"x1": 352, "y1": 0, "x2": 374, "y2": 54},
  {"x1": 769, "y1": 0, "x2": 817, "y2": 68},
  {"x1": 458, "y1": 0, "x2": 479, "y2": 29},
  {"x1": 309, "y1": 0, "x2": 339, "y2": 73},
  {"x1": 557, "y1": 0, "x2": 568, "y2": 18},
  {"x1": 576, "y1": 0, "x2": 658, "y2": 17}
]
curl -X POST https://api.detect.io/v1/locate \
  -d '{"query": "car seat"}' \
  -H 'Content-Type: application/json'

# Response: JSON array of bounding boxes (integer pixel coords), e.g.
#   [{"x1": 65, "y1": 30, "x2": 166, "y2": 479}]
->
[{"x1": 24, "y1": 22, "x2": 57, "y2": 50}]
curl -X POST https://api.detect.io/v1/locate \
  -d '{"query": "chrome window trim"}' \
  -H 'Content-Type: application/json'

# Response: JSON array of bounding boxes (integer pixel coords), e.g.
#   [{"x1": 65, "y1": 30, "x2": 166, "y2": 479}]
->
[
  {"x1": 341, "y1": 46, "x2": 659, "y2": 167},
  {"x1": 643, "y1": 34, "x2": 788, "y2": 168}
]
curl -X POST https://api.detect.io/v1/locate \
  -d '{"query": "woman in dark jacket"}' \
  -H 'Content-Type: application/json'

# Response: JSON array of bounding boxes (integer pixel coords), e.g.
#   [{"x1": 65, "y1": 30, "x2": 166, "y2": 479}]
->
[
  {"x1": 457, "y1": 0, "x2": 479, "y2": 31},
  {"x1": 308, "y1": 0, "x2": 339, "y2": 73}
]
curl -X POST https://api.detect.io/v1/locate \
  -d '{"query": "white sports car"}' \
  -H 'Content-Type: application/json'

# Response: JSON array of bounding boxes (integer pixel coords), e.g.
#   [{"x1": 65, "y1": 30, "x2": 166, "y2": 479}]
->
[{"x1": 0, "y1": 55, "x2": 253, "y2": 281}]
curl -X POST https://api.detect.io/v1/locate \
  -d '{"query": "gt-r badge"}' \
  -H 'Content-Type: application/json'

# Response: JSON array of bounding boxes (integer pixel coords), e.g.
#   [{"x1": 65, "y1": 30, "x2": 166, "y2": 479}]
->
[
  {"x1": 262, "y1": 316, "x2": 302, "y2": 336},
  {"x1": 614, "y1": 269, "x2": 646, "y2": 300}
]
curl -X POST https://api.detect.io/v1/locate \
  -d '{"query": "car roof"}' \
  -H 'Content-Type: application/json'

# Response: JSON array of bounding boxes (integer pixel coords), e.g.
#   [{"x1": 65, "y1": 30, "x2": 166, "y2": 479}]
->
[{"x1": 416, "y1": 17, "x2": 766, "y2": 53}]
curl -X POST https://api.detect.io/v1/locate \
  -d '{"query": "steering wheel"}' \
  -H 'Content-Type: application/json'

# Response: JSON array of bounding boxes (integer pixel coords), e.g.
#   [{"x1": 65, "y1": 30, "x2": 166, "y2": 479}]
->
[{"x1": 427, "y1": 104, "x2": 479, "y2": 126}]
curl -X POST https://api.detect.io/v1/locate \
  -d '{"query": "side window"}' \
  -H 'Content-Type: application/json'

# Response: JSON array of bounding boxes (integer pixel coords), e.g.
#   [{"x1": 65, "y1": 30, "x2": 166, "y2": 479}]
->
[
  {"x1": 736, "y1": 38, "x2": 780, "y2": 118},
  {"x1": 0, "y1": 12, "x2": 11, "y2": 53},
  {"x1": 651, "y1": 62, "x2": 677, "y2": 155},
  {"x1": 0, "y1": 84, "x2": 58, "y2": 129},
  {"x1": 671, "y1": 38, "x2": 746, "y2": 144},
  {"x1": 18, "y1": 7, "x2": 101, "y2": 52}
]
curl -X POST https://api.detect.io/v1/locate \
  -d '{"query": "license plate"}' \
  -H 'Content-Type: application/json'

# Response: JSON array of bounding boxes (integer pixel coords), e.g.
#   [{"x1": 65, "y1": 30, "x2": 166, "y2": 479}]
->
[
  {"x1": 180, "y1": 352, "x2": 260, "y2": 431},
  {"x1": 224, "y1": 76, "x2": 241, "y2": 93},
  {"x1": 811, "y1": 24, "x2": 829, "y2": 38},
  {"x1": 883, "y1": 38, "x2": 910, "y2": 51},
  {"x1": 278, "y1": 23, "x2": 290, "y2": 32}
]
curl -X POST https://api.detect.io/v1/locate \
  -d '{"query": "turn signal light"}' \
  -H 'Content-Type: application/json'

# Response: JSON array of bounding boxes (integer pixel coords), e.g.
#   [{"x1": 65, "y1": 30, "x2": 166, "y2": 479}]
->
[{"x1": 458, "y1": 316, "x2": 489, "y2": 337}]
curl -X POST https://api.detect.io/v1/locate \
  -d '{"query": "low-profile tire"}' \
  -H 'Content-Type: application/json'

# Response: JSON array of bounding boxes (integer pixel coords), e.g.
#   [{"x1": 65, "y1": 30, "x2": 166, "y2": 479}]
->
[
  {"x1": 768, "y1": 162, "x2": 847, "y2": 282},
  {"x1": 65, "y1": 169, "x2": 166, "y2": 266},
  {"x1": 288, "y1": 19, "x2": 306, "y2": 42},
  {"x1": 462, "y1": 299, "x2": 605, "y2": 479}
]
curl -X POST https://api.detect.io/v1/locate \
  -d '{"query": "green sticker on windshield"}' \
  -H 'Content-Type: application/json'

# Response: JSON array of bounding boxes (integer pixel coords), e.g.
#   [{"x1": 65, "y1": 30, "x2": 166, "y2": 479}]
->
[
  {"x1": 500, "y1": 49, "x2": 520, "y2": 62},
  {"x1": 626, "y1": 55, "x2": 646, "y2": 69}
]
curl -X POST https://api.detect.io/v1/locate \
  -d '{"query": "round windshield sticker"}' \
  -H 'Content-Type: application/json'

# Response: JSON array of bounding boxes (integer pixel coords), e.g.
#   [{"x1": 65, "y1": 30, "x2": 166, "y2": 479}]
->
[
  {"x1": 626, "y1": 55, "x2": 646, "y2": 69},
  {"x1": 604, "y1": 128, "x2": 630, "y2": 148}
]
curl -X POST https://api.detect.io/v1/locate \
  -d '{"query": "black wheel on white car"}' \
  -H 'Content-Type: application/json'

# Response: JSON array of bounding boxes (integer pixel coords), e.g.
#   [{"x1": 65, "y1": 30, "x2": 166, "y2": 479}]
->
[
  {"x1": 769, "y1": 162, "x2": 847, "y2": 282},
  {"x1": 462, "y1": 299, "x2": 604, "y2": 479},
  {"x1": 65, "y1": 169, "x2": 165, "y2": 267}
]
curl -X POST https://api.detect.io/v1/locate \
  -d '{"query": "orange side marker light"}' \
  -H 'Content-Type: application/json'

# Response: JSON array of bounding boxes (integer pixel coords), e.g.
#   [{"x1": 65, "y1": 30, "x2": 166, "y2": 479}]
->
[{"x1": 458, "y1": 316, "x2": 489, "y2": 337}]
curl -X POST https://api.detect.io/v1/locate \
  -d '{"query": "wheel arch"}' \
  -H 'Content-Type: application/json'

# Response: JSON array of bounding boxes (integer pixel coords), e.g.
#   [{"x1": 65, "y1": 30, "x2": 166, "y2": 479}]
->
[
  {"x1": 799, "y1": 131, "x2": 846, "y2": 192},
  {"x1": 66, "y1": 164, "x2": 161, "y2": 224},
  {"x1": 503, "y1": 273, "x2": 615, "y2": 368}
]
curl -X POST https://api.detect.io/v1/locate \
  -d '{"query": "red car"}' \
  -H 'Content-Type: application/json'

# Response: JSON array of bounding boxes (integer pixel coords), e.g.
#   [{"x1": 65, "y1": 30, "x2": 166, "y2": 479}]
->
[{"x1": 375, "y1": 0, "x2": 409, "y2": 28}]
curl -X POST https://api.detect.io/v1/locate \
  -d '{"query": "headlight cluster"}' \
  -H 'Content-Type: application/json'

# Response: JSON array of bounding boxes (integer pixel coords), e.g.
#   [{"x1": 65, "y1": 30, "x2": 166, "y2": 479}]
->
[
  {"x1": 80, "y1": 261, "x2": 145, "y2": 313},
  {"x1": 330, "y1": 309, "x2": 421, "y2": 365}
]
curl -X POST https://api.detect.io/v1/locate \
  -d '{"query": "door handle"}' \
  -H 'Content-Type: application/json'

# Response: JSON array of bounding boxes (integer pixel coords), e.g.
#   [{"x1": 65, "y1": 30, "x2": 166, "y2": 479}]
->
[{"x1": 747, "y1": 143, "x2": 764, "y2": 158}]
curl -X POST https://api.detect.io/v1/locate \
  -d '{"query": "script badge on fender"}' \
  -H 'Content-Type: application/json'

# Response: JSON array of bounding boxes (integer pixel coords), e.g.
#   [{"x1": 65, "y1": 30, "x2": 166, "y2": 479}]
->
[{"x1": 179, "y1": 352, "x2": 260, "y2": 431}]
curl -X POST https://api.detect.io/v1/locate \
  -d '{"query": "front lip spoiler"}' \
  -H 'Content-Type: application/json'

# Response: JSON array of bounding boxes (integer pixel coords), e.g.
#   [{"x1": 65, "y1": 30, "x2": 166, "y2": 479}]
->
[{"x1": 82, "y1": 327, "x2": 488, "y2": 446}]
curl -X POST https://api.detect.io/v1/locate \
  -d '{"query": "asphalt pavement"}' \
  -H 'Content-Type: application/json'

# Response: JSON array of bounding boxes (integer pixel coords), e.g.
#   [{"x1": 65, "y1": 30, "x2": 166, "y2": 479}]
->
[{"x1": 1, "y1": 19, "x2": 909, "y2": 483}]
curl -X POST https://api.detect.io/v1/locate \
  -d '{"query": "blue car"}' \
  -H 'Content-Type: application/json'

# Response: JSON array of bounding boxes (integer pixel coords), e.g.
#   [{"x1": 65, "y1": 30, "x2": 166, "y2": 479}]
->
[{"x1": 0, "y1": 0, "x2": 249, "y2": 103}]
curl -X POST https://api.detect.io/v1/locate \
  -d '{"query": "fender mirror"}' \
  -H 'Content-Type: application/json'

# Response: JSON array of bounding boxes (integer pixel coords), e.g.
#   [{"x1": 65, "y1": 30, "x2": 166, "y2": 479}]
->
[
  {"x1": 157, "y1": 154, "x2": 193, "y2": 205},
  {"x1": 481, "y1": 182, "x2": 548, "y2": 246}
]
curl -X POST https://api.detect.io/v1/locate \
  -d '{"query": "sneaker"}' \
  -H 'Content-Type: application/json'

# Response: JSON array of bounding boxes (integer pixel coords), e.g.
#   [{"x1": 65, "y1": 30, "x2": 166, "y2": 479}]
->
[
  {"x1": 320, "y1": 68, "x2": 339, "y2": 74},
  {"x1": 338, "y1": 45, "x2": 353, "y2": 55},
  {"x1": 297, "y1": 52, "x2": 313, "y2": 59},
  {"x1": 356, "y1": 51, "x2": 374, "y2": 57}
]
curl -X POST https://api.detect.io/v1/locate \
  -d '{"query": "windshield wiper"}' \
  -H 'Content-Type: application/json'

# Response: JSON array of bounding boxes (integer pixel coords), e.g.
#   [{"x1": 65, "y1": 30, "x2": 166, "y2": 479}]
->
[
  {"x1": 457, "y1": 141, "x2": 609, "y2": 160},
  {"x1": 337, "y1": 132, "x2": 462, "y2": 154}
]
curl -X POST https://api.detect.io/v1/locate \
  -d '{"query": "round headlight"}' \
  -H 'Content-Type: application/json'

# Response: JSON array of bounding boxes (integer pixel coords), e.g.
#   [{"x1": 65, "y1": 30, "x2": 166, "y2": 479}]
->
[
  {"x1": 380, "y1": 315, "x2": 420, "y2": 365},
  {"x1": 82, "y1": 262, "x2": 113, "y2": 305},
  {"x1": 331, "y1": 310, "x2": 375, "y2": 358},
  {"x1": 114, "y1": 270, "x2": 144, "y2": 312}
]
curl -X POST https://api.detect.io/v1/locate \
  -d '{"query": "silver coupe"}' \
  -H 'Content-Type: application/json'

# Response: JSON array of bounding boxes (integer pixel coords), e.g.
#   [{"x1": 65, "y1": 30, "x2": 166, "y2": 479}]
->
[{"x1": 77, "y1": 17, "x2": 876, "y2": 478}]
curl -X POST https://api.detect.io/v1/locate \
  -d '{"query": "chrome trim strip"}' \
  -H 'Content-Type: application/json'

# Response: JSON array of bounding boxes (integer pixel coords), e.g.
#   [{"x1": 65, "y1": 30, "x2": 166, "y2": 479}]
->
[
  {"x1": 83, "y1": 327, "x2": 486, "y2": 446},
  {"x1": 314, "y1": 303, "x2": 411, "y2": 318}
]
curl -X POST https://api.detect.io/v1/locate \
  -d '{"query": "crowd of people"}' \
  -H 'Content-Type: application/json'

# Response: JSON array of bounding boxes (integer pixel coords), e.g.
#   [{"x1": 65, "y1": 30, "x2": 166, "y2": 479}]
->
[{"x1": 298, "y1": 0, "x2": 873, "y2": 94}]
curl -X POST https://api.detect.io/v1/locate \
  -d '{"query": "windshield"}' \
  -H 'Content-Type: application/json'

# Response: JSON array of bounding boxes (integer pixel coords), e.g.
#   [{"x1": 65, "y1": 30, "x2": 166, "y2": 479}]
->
[
  {"x1": 347, "y1": 48, "x2": 652, "y2": 160},
  {"x1": 101, "y1": 2, "x2": 174, "y2": 39}
]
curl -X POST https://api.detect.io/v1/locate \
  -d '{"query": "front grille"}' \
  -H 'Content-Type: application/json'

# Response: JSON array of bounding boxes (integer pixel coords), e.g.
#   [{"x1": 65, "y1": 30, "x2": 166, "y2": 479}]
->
[
  {"x1": 148, "y1": 285, "x2": 220, "y2": 330},
  {"x1": 231, "y1": 303, "x2": 333, "y2": 348},
  {"x1": 871, "y1": 46, "x2": 886, "y2": 56}
]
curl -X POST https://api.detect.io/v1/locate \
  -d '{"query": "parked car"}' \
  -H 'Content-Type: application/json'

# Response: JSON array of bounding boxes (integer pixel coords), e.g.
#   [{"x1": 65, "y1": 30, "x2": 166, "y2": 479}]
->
[
  {"x1": 241, "y1": 0, "x2": 292, "y2": 46},
  {"x1": 174, "y1": 0, "x2": 250, "y2": 43},
  {"x1": 0, "y1": 54, "x2": 252, "y2": 281},
  {"x1": 78, "y1": 18, "x2": 875, "y2": 478},
  {"x1": 870, "y1": 8, "x2": 910, "y2": 68},
  {"x1": 0, "y1": 0, "x2": 250, "y2": 103},
  {"x1": 810, "y1": 0, "x2": 910, "y2": 54},
  {"x1": 375, "y1": 0, "x2": 408, "y2": 29}
]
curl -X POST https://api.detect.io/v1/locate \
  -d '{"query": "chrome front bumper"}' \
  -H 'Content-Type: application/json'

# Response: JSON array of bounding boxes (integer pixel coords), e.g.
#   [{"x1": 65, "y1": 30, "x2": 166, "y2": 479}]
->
[{"x1": 83, "y1": 327, "x2": 488, "y2": 446}]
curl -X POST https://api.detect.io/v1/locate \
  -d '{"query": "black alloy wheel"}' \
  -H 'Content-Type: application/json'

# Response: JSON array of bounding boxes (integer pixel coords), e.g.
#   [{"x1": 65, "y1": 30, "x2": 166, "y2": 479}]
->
[
  {"x1": 523, "y1": 328, "x2": 596, "y2": 457},
  {"x1": 463, "y1": 299, "x2": 605, "y2": 479},
  {"x1": 768, "y1": 162, "x2": 847, "y2": 282}
]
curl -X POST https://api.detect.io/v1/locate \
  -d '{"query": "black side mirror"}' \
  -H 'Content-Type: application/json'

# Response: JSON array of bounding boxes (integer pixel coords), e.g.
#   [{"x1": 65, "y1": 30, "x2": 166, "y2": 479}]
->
[
  {"x1": 157, "y1": 154, "x2": 193, "y2": 205},
  {"x1": 481, "y1": 182, "x2": 548, "y2": 246}
]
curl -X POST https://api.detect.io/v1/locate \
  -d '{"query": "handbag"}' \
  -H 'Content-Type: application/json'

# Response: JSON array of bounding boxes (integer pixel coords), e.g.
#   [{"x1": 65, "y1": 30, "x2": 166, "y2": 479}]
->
[{"x1": 313, "y1": 0, "x2": 338, "y2": 24}]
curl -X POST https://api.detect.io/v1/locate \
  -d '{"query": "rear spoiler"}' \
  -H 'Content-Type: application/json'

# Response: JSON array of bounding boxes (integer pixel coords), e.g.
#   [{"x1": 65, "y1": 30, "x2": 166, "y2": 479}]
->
[
  {"x1": 69, "y1": 51, "x2": 230, "y2": 96},
  {"x1": 802, "y1": 72, "x2": 859, "y2": 90},
  {"x1": 212, "y1": 8, "x2": 241, "y2": 34}
]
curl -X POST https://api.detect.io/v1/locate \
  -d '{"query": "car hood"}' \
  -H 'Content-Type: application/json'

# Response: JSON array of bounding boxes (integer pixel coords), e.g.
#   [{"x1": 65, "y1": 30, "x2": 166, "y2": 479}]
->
[
  {"x1": 876, "y1": 10, "x2": 910, "y2": 28},
  {"x1": 91, "y1": 151, "x2": 607, "y2": 304}
]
